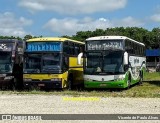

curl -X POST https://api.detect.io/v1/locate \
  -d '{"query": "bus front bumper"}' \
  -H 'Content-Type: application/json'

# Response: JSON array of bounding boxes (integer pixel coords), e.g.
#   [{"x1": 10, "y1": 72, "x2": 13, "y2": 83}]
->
[
  {"x1": 23, "y1": 80, "x2": 62, "y2": 89},
  {"x1": 84, "y1": 80, "x2": 127, "y2": 89},
  {"x1": 0, "y1": 80, "x2": 13, "y2": 87}
]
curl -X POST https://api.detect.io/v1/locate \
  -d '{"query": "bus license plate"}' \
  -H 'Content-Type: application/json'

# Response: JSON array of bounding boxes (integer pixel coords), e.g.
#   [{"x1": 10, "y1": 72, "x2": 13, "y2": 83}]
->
[
  {"x1": 100, "y1": 84, "x2": 107, "y2": 87},
  {"x1": 38, "y1": 84, "x2": 45, "y2": 87}
]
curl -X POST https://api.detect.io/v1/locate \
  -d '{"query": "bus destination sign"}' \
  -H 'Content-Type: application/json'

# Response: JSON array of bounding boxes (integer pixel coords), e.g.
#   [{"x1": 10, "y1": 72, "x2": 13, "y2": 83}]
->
[
  {"x1": 0, "y1": 43, "x2": 13, "y2": 51},
  {"x1": 87, "y1": 40, "x2": 123, "y2": 50},
  {"x1": 26, "y1": 42, "x2": 61, "y2": 52}
]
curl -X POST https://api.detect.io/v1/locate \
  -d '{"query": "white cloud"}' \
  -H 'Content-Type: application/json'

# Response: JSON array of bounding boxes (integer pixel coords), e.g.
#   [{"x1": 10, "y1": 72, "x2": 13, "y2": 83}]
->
[
  {"x1": 150, "y1": 5, "x2": 160, "y2": 22},
  {"x1": 151, "y1": 14, "x2": 160, "y2": 22},
  {"x1": 43, "y1": 16, "x2": 144, "y2": 36},
  {"x1": 113, "y1": 16, "x2": 144, "y2": 27},
  {"x1": 0, "y1": 12, "x2": 33, "y2": 37},
  {"x1": 18, "y1": 0, "x2": 127, "y2": 15}
]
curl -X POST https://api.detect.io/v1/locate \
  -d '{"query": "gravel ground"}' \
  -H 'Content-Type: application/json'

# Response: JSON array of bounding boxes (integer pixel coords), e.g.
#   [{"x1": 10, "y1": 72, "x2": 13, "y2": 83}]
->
[{"x1": 0, "y1": 94, "x2": 159, "y2": 123}]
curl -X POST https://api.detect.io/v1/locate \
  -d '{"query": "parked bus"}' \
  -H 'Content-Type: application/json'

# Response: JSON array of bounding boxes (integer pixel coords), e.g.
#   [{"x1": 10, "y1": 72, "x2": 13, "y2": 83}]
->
[
  {"x1": 23, "y1": 37, "x2": 84, "y2": 90},
  {"x1": 0, "y1": 39, "x2": 24, "y2": 90},
  {"x1": 78, "y1": 36, "x2": 146, "y2": 89}
]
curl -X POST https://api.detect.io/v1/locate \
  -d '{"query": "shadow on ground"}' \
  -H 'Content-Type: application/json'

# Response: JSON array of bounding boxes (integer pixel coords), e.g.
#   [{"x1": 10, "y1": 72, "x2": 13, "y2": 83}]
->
[{"x1": 144, "y1": 81, "x2": 160, "y2": 87}]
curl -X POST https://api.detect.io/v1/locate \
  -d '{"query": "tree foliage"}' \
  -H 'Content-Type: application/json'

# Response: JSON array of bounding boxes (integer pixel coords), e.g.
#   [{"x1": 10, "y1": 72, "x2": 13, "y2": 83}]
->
[
  {"x1": 0, "y1": 27, "x2": 160, "y2": 49},
  {"x1": 0, "y1": 36, "x2": 22, "y2": 40},
  {"x1": 0, "y1": 35, "x2": 43, "y2": 42},
  {"x1": 62, "y1": 27, "x2": 160, "y2": 49}
]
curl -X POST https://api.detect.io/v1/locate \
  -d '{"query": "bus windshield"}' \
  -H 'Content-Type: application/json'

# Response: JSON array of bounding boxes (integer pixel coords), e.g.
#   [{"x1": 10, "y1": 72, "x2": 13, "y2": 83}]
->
[
  {"x1": 24, "y1": 53, "x2": 61, "y2": 73},
  {"x1": 42, "y1": 53, "x2": 61, "y2": 73},
  {"x1": 0, "y1": 52, "x2": 12, "y2": 73},
  {"x1": 84, "y1": 51, "x2": 124, "y2": 75}
]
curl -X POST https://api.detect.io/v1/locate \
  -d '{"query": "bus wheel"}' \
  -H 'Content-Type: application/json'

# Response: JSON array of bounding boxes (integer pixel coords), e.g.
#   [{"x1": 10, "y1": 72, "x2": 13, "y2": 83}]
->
[
  {"x1": 12, "y1": 83, "x2": 16, "y2": 91},
  {"x1": 126, "y1": 75, "x2": 131, "y2": 89},
  {"x1": 139, "y1": 71, "x2": 143, "y2": 85},
  {"x1": 68, "y1": 75, "x2": 73, "y2": 90},
  {"x1": 9, "y1": 81, "x2": 15, "y2": 91}
]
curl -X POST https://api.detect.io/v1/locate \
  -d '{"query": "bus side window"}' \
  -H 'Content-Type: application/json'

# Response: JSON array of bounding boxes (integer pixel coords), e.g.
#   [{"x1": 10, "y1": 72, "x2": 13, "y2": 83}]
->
[
  {"x1": 137, "y1": 44, "x2": 139, "y2": 55},
  {"x1": 63, "y1": 54, "x2": 69, "y2": 70},
  {"x1": 63, "y1": 42, "x2": 69, "y2": 54},
  {"x1": 69, "y1": 42, "x2": 74, "y2": 55},
  {"x1": 131, "y1": 42, "x2": 135, "y2": 55},
  {"x1": 80, "y1": 44, "x2": 84, "y2": 53},
  {"x1": 139, "y1": 44, "x2": 141, "y2": 56},
  {"x1": 125, "y1": 40, "x2": 129, "y2": 52},
  {"x1": 134, "y1": 43, "x2": 137, "y2": 55},
  {"x1": 74, "y1": 44, "x2": 79, "y2": 55},
  {"x1": 126, "y1": 40, "x2": 133, "y2": 54}
]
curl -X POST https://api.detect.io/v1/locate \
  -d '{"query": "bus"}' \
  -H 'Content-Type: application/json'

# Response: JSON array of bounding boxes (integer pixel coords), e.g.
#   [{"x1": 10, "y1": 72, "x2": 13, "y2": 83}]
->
[
  {"x1": 0, "y1": 39, "x2": 24, "y2": 90},
  {"x1": 78, "y1": 36, "x2": 146, "y2": 89},
  {"x1": 23, "y1": 37, "x2": 84, "y2": 90}
]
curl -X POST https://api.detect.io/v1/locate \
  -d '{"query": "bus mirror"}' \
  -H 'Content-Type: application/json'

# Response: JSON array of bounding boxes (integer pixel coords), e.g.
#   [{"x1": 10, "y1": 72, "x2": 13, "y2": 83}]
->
[
  {"x1": 123, "y1": 52, "x2": 128, "y2": 65},
  {"x1": 78, "y1": 53, "x2": 83, "y2": 65}
]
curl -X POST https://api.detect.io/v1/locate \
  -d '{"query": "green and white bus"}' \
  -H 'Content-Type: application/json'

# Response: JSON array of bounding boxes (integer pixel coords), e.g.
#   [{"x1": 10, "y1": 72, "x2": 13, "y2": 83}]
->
[{"x1": 78, "y1": 36, "x2": 146, "y2": 89}]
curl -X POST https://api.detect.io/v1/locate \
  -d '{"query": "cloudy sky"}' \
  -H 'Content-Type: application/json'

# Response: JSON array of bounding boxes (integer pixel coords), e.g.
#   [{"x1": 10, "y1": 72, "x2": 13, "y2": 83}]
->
[{"x1": 0, "y1": 0, "x2": 160, "y2": 37}]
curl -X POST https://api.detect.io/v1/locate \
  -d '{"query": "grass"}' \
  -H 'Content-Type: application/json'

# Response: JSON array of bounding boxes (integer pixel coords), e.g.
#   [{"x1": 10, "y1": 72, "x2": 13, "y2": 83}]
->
[
  {"x1": 0, "y1": 72, "x2": 159, "y2": 98},
  {"x1": 144, "y1": 72, "x2": 160, "y2": 81}
]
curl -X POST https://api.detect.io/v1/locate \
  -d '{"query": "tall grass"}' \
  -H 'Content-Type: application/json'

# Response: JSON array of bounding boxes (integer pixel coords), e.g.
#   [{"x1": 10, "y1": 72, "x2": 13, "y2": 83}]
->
[{"x1": 0, "y1": 72, "x2": 159, "y2": 98}]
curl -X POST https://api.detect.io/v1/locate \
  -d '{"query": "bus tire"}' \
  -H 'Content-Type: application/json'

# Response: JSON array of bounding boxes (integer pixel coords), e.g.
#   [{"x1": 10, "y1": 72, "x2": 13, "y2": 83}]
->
[
  {"x1": 139, "y1": 71, "x2": 143, "y2": 85},
  {"x1": 127, "y1": 74, "x2": 131, "y2": 89},
  {"x1": 68, "y1": 75, "x2": 73, "y2": 90},
  {"x1": 14, "y1": 78, "x2": 18, "y2": 90},
  {"x1": 9, "y1": 79, "x2": 16, "y2": 91}
]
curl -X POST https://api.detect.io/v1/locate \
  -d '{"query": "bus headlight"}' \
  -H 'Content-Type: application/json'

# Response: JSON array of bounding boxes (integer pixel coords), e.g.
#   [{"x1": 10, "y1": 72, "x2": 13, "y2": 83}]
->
[
  {"x1": 51, "y1": 78, "x2": 62, "y2": 81},
  {"x1": 84, "y1": 78, "x2": 93, "y2": 81},
  {"x1": 24, "y1": 78, "x2": 32, "y2": 81},
  {"x1": 4, "y1": 76, "x2": 13, "y2": 80},
  {"x1": 115, "y1": 77, "x2": 124, "y2": 81}
]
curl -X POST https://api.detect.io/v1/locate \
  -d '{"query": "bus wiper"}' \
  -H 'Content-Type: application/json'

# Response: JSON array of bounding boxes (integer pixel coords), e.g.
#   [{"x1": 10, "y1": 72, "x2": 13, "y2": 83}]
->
[
  {"x1": 114, "y1": 72, "x2": 120, "y2": 74},
  {"x1": 29, "y1": 69, "x2": 40, "y2": 73},
  {"x1": 99, "y1": 72, "x2": 107, "y2": 75},
  {"x1": 105, "y1": 72, "x2": 115, "y2": 75},
  {"x1": 43, "y1": 67, "x2": 57, "y2": 70},
  {"x1": 42, "y1": 68, "x2": 58, "y2": 72}
]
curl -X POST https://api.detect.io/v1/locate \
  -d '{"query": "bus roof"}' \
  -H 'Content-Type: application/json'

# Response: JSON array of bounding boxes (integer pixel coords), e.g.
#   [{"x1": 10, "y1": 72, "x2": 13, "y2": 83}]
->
[
  {"x1": 0, "y1": 39, "x2": 22, "y2": 43},
  {"x1": 27, "y1": 37, "x2": 84, "y2": 44},
  {"x1": 86, "y1": 36, "x2": 145, "y2": 46}
]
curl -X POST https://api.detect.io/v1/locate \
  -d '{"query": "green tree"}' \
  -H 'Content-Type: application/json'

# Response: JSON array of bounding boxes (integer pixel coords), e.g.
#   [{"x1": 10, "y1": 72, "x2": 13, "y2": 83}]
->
[{"x1": 24, "y1": 34, "x2": 32, "y2": 41}]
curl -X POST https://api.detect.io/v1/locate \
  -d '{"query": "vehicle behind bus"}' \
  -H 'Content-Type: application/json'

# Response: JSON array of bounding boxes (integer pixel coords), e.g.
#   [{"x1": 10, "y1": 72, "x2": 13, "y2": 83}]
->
[
  {"x1": 0, "y1": 39, "x2": 24, "y2": 90},
  {"x1": 79, "y1": 36, "x2": 146, "y2": 89},
  {"x1": 23, "y1": 37, "x2": 84, "y2": 90}
]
